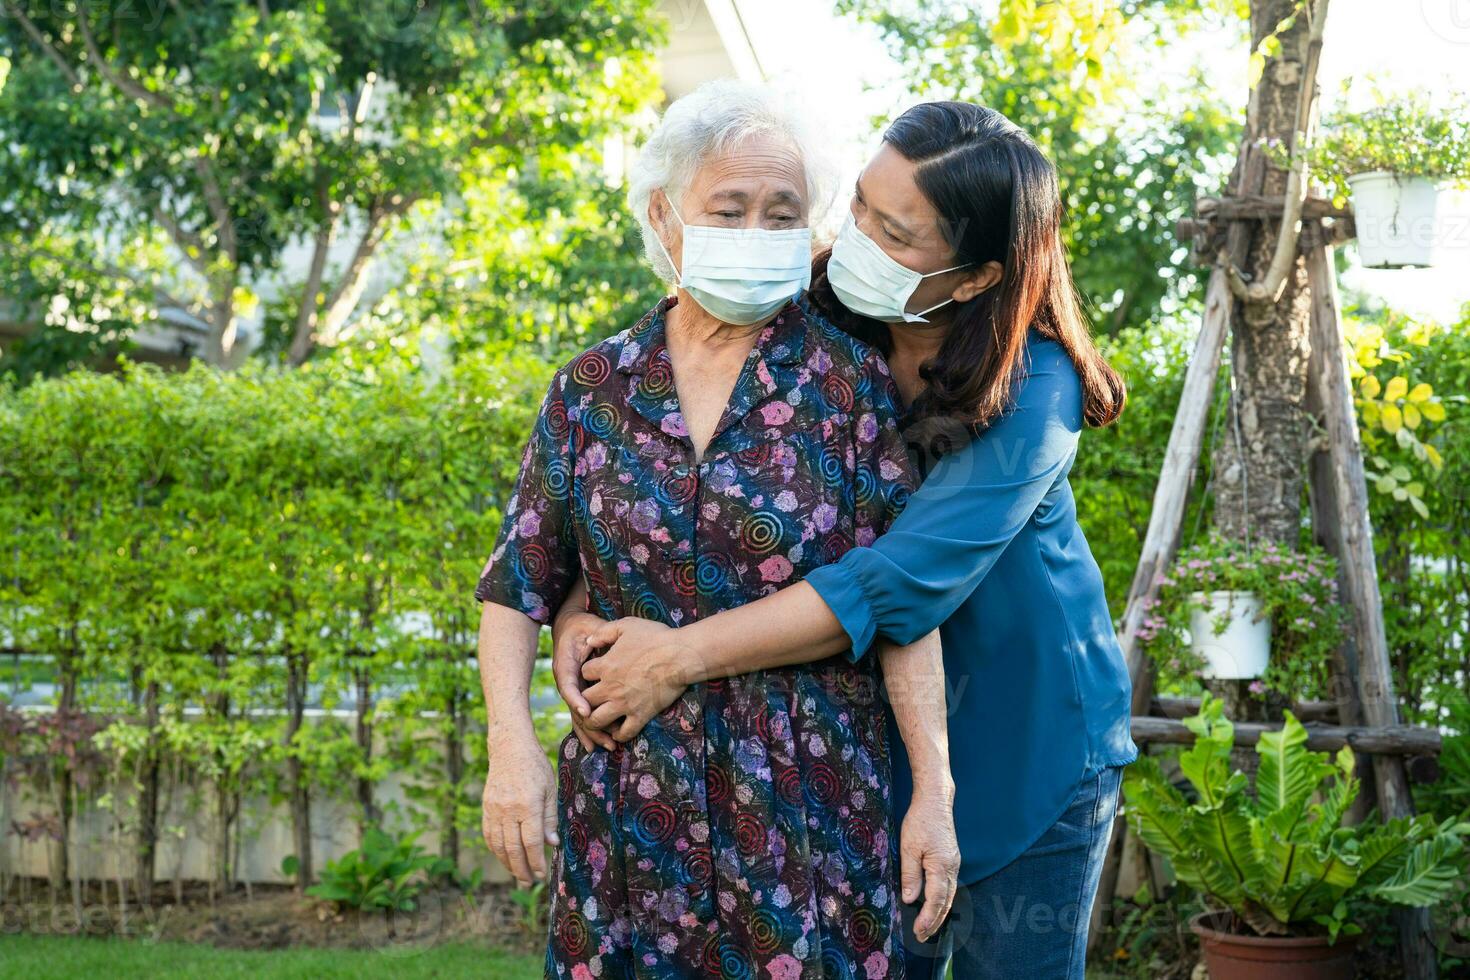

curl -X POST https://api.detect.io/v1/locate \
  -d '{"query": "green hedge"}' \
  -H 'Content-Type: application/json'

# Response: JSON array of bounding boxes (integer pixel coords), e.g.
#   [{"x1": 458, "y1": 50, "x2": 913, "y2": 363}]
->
[{"x1": 0, "y1": 349, "x2": 554, "y2": 891}]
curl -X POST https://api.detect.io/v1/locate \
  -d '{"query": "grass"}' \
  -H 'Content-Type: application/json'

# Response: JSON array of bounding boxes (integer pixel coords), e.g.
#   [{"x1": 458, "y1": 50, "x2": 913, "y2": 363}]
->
[{"x1": 0, "y1": 934, "x2": 544, "y2": 979}]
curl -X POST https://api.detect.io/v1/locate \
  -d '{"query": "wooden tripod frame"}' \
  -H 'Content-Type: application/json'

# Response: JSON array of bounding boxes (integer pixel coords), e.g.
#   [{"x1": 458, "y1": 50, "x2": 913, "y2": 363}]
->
[{"x1": 1086, "y1": 218, "x2": 1445, "y2": 980}]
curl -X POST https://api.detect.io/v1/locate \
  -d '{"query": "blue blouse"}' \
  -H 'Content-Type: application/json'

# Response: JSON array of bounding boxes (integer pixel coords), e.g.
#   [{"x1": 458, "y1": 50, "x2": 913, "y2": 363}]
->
[{"x1": 803, "y1": 331, "x2": 1138, "y2": 884}]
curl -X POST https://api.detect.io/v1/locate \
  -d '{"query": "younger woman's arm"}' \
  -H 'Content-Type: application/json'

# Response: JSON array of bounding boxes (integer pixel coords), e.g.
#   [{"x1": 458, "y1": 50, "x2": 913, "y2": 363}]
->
[{"x1": 582, "y1": 344, "x2": 1081, "y2": 725}]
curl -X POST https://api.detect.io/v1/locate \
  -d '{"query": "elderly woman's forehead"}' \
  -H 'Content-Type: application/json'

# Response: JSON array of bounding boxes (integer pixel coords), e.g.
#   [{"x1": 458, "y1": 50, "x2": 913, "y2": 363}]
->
[{"x1": 689, "y1": 138, "x2": 807, "y2": 197}]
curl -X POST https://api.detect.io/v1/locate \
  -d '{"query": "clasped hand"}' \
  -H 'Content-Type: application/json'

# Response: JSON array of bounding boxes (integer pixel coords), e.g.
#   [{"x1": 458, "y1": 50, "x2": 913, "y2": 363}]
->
[{"x1": 551, "y1": 615, "x2": 701, "y2": 745}]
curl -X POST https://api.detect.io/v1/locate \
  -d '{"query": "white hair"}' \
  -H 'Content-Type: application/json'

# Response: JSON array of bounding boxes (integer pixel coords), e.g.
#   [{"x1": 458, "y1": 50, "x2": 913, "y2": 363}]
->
[{"x1": 627, "y1": 79, "x2": 835, "y2": 284}]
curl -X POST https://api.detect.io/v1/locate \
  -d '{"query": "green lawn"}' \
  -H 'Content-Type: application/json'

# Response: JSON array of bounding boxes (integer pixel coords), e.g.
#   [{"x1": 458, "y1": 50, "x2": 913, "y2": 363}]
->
[{"x1": 0, "y1": 934, "x2": 543, "y2": 979}]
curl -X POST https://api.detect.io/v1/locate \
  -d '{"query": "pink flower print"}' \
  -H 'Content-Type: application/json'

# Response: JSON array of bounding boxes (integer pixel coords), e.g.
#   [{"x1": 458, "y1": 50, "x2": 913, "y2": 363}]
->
[
  {"x1": 773, "y1": 442, "x2": 797, "y2": 467},
  {"x1": 757, "y1": 358, "x2": 775, "y2": 388},
  {"x1": 775, "y1": 490, "x2": 799, "y2": 512},
  {"x1": 587, "y1": 840, "x2": 608, "y2": 872},
  {"x1": 662, "y1": 412, "x2": 689, "y2": 437},
  {"x1": 858, "y1": 413, "x2": 879, "y2": 443},
  {"x1": 761, "y1": 401, "x2": 795, "y2": 426},
  {"x1": 759, "y1": 555, "x2": 794, "y2": 583},
  {"x1": 766, "y1": 954, "x2": 803, "y2": 980},
  {"x1": 573, "y1": 966, "x2": 594, "y2": 980},
  {"x1": 856, "y1": 526, "x2": 876, "y2": 547},
  {"x1": 516, "y1": 511, "x2": 541, "y2": 537},
  {"x1": 878, "y1": 456, "x2": 904, "y2": 480},
  {"x1": 863, "y1": 952, "x2": 889, "y2": 978}
]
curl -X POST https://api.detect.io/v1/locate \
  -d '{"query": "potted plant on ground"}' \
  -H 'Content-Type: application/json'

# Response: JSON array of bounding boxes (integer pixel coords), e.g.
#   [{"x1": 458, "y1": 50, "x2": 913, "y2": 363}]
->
[
  {"x1": 1125, "y1": 695, "x2": 1468, "y2": 980},
  {"x1": 1138, "y1": 537, "x2": 1342, "y2": 696},
  {"x1": 1312, "y1": 94, "x2": 1470, "y2": 268}
]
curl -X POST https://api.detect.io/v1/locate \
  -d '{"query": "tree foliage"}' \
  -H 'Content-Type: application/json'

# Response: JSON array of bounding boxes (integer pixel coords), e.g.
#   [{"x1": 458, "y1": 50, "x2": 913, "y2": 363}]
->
[
  {"x1": 0, "y1": 0, "x2": 665, "y2": 379},
  {"x1": 839, "y1": 0, "x2": 1240, "y2": 334}
]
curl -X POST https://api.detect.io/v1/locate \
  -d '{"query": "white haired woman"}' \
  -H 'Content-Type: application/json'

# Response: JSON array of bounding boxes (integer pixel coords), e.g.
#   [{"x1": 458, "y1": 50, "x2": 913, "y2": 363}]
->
[{"x1": 475, "y1": 79, "x2": 958, "y2": 977}]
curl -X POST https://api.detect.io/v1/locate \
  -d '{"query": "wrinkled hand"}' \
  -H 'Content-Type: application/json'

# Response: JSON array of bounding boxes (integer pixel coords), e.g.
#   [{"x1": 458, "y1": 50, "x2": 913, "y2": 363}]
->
[
  {"x1": 481, "y1": 737, "x2": 559, "y2": 889},
  {"x1": 901, "y1": 785, "x2": 960, "y2": 943},
  {"x1": 552, "y1": 610, "x2": 616, "y2": 752},
  {"x1": 581, "y1": 618, "x2": 698, "y2": 742}
]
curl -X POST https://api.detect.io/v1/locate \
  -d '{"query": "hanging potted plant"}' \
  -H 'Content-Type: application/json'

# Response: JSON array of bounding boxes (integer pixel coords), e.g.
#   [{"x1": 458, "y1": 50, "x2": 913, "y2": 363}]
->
[
  {"x1": 1126, "y1": 695, "x2": 1469, "y2": 980},
  {"x1": 1312, "y1": 94, "x2": 1470, "y2": 269},
  {"x1": 1138, "y1": 537, "x2": 1342, "y2": 694}
]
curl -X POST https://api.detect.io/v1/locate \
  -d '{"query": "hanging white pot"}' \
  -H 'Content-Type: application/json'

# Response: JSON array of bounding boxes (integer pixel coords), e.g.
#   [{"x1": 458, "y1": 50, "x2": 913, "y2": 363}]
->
[
  {"x1": 1346, "y1": 171, "x2": 1468, "y2": 269},
  {"x1": 1188, "y1": 590, "x2": 1270, "y2": 680}
]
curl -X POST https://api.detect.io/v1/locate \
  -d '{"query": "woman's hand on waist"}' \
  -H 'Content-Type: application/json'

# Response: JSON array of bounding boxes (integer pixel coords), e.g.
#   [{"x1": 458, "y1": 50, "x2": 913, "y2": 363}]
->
[
  {"x1": 552, "y1": 608, "x2": 617, "y2": 752},
  {"x1": 581, "y1": 618, "x2": 700, "y2": 743}
]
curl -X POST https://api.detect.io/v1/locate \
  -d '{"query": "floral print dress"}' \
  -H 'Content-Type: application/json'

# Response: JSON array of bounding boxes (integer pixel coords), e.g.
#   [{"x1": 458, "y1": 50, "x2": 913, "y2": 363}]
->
[{"x1": 476, "y1": 297, "x2": 916, "y2": 979}]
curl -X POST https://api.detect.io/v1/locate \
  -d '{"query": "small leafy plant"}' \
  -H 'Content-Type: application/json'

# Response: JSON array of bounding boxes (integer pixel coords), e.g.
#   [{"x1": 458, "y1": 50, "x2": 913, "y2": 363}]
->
[
  {"x1": 1125, "y1": 694, "x2": 1469, "y2": 941},
  {"x1": 1138, "y1": 537, "x2": 1344, "y2": 697},
  {"x1": 304, "y1": 827, "x2": 454, "y2": 912},
  {"x1": 1312, "y1": 93, "x2": 1470, "y2": 200},
  {"x1": 509, "y1": 880, "x2": 548, "y2": 937}
]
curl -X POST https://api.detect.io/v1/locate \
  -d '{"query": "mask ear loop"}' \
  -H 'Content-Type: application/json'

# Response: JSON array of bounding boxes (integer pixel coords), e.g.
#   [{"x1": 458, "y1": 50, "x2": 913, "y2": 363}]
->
[
  {"x1": 907, "y1": 261, "x2": 974, "y2": 321},
  {"x1": 651, "y1": 191, "x2": 686, "y2": 284}
]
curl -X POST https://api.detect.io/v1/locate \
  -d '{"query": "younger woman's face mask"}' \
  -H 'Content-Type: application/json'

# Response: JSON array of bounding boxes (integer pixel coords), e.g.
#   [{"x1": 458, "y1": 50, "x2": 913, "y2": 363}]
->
[
  {"x1": 653, "y1": 198, "x2": 812, "y2": 326},
  {"x1": 827, "y1": 213, "x2": 969, "y2": 323}
]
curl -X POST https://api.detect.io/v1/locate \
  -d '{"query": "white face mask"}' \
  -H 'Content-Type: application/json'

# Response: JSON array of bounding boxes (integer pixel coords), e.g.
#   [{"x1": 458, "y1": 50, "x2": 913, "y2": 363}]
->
[
  {"x1": 827, "y1": 213, "x2": 970, "y2": 323},
  {"x1": 653, "y1": 199, "x2": 812, "y2": 326}
]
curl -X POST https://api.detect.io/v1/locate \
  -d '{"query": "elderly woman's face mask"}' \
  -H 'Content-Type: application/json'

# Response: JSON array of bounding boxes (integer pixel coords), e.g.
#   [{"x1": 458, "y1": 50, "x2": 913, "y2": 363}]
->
[{"x1": 653, "y1": 200, "x2": 812, "y2": 326}]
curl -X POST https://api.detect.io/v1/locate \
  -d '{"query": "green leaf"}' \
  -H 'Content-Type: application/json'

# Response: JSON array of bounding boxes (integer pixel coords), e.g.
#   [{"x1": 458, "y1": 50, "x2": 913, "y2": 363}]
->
[
  {"x1": 1366, "y1": 834, "x2": 1465, "y2": 906},
  {"x1": 1255, "y1": 712, "x2": 1334, "y2": 815}
]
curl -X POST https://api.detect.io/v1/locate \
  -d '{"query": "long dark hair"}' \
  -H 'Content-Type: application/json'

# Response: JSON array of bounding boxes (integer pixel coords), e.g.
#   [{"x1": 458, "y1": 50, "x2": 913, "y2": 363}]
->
[{"x1": 810, "y1": 101, "x2": 1125, "y2": 431}]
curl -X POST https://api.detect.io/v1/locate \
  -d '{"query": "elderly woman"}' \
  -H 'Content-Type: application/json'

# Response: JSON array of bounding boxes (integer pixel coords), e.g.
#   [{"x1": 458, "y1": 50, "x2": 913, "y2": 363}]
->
[{"x1": 475, "y1": 80, "x2": 957, "y2": 977}]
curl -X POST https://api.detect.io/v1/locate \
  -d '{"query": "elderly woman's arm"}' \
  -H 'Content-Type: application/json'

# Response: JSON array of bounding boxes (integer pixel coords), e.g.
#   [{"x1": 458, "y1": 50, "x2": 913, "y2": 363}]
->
[
  {"x1": 478, "y1": 602, "x2": 559, "y2": 888},
  {"x1": 879, "y1": 630, "x2": 957, "y2": 941},
  {"x1": 474, "y1": 371, "x2": 581, "y2": 886}
]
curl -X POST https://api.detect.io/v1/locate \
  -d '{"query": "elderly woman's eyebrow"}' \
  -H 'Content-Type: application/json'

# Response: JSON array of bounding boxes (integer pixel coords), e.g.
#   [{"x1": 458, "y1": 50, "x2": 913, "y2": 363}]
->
[{"x1": 705, "y1": 189, "x2": 749, "y2": 205}]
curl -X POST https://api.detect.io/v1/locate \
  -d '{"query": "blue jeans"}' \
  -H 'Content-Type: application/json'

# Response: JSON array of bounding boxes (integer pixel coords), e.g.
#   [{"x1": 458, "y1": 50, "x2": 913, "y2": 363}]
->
[{"x1": 900, "y1": 765, "x2": 1123, "y2": 980}]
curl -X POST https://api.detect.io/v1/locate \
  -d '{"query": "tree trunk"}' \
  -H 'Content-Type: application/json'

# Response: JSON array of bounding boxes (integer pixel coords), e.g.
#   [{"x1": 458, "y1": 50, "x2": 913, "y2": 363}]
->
[
  {"x1": 356, "y1": 660, "x2": 377, "y2": 840},
  {"x1": 444, "y1": 679, "x2": 464, "y2": 868},
  {"x1": 285, "y1": 649, "x2": 313, "y2": 892},
  {"x1": 1206, "y1": 0, "x2": 1317, "y2": 731},
  {"x1": 135, "y1": 681, "x2": 160, "y2": 905},
  {"x1": 1211, "y1": 0, "x2": 1316, "y2": 549}
]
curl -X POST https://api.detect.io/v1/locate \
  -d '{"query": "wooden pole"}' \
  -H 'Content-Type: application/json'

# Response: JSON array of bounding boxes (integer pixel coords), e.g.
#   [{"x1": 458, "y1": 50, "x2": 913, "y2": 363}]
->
[
  {"x1": 1304, "y1": 236, "x2": 1438, "y2": 980},
  {"x1": 1131, "y1": 716, "x2": 1441, "y2": 756},
  {"x1": 1088, "y1": 266, "x2": 1232, "y2": 952},
  {"x1": 1117, "y1": 266, "x2": 1234, "y2": 714},
  {"x1": 1151, "y1": 696, "x2": 1337, "y2": 723}
]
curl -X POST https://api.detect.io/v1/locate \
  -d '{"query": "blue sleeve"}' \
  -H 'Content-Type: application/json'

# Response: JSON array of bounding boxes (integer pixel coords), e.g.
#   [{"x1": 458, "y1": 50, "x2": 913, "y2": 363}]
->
[{"x1": 805, "y1": 342, "x2": 1082, "y2": 652}]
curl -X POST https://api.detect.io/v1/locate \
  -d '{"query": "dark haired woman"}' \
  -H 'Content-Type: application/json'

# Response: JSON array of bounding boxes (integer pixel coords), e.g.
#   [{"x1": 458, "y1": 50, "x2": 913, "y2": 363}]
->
[{"x1": 559, "y1": 101, "x2": 1137, "y2": 979}]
